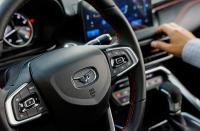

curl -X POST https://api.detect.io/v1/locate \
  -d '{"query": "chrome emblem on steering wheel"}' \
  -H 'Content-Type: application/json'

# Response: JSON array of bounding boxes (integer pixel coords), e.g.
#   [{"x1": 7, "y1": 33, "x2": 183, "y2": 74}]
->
[{"x1": 72, "y1": 67, "x2": 98, "y2": 89}]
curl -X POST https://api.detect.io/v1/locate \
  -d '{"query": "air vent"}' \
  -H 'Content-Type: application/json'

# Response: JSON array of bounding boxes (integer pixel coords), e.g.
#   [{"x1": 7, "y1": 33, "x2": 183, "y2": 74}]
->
[{"x1": 140, "y1": 37, "x2": 173, "y2": 66}]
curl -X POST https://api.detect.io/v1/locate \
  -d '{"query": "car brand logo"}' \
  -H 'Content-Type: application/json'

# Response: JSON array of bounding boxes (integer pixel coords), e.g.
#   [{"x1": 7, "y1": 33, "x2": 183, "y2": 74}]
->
[{"x1": 72, "y1": 67, "x2": 98, "y2": 89}]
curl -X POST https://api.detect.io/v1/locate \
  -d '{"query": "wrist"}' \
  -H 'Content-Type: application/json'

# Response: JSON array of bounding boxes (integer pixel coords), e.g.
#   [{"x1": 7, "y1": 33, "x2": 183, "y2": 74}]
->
[{"x1": 181, "y1": 38, "x2": 200, "y2": 68}]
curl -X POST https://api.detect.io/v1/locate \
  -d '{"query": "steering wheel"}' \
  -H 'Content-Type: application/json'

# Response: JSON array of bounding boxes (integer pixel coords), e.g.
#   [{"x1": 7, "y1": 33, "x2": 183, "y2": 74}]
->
[{"x1": 0, "y1": 0, "x2": 146, "y2": 131}]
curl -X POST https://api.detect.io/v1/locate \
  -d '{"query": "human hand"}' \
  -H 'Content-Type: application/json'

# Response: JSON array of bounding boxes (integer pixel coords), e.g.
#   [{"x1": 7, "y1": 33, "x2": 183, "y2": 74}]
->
[{"x1": 151, "y1": 23, "x2": 196, "y2": 57}]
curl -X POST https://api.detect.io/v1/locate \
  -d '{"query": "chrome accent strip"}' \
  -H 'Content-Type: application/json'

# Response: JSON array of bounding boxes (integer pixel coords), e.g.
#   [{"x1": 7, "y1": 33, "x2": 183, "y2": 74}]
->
[
  {"x1": 107, "y1": 107, "x2": 116, "y2": 131},
  {"x1": 148, "y1": 120, "x2": 168, "y2": 130},
  {"x1": 5, "y1": 83, "x2": 42, "y2": 126},
  {"x1": 115, "y1": 125, "x2": 123, "y2": 130},
  {"x1": 182, "y1": 112, "x2": 200, "y2": 126},
  {"x1": 145, "y1": 54, "x2": 173, "y2": 67},
  {"x1": 114, "y1": 77, "x2": 129, "y2": 85},
  {"x1": 145, "y1": 66, "x2": 171, "y2": 75}
]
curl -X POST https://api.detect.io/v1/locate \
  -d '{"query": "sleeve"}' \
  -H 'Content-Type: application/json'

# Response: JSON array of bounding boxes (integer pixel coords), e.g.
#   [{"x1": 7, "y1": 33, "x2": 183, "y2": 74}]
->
[{"x1": 182, "y1": 38, "x2": 200, "y2": 68}]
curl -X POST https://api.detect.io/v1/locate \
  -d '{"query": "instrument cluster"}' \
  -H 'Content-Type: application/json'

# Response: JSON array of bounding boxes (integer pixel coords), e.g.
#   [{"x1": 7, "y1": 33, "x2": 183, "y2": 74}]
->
[
  {"x1": 0, "y1": 0, "x2": 65, "y2": 65},
  {"x1": 4, "y1": 13, "x2": 36, "y2": 48}
]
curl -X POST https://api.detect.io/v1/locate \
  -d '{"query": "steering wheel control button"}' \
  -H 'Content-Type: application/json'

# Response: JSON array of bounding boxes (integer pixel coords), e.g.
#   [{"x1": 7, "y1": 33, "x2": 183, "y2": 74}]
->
[
  {"x1": 13, "y1": 96, "x2": 29, "y2": 121},
  {"x1": 16, "y1": 112, "x2": 28, "y2": 121},
  {"x1": 27, "y1": 85, "x2": 37, "y2": 93},
  {"x1": 37, "y1": 101, "x2": 47, "y2": 113},
  {"x1": 6, "y1": 83, "x2": 47, "y2": 126},
  {"x1": 13, "y1": 93, "x2": 21, "y2": 104},
  {"x1": 12, "y1": 94, "x2": 29, "y2": 121},
  {"x1": 111, "y1": 78, "x2": 130, "y2": 106},
  {"x1": 111, "y1": 55, "x2": 128, "y2": 68},
  {"x1": 18, "y1": 93, "x2": 40, "y2": 113},
  {"x1": 106, "y1": 47, "x2": 138, "y2": 77},
  {"x1": 27, "y1": 84, "x2": 47, "y2": 114},
  {"x1": 112, "y1": 88, "x2": 130, "y2": 106},
  {"x1": 24, "y1": 97, "x2": 36, "y2": 108},
  {"x1": 27, "y1": 108, "x2": 38, "y2": 117},
  {"x1": 20, "y1": 87, "x2": 30, "y2": 99},
  {"x1": 119, "y1": 96, "x2": 129, "y2": 104}
]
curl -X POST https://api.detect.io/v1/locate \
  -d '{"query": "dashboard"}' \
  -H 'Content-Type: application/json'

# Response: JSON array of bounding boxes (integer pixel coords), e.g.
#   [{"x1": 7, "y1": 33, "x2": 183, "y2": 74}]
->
[
  {"x1": 1, "y1": 0, "x2": 200, "y2": 131},
  {"x1": 1, "y1": 0, "x2": 200, "y2": 83},
  {"x1": 1, "y1": 0, "x2": 199, "y2": 93},
  {"x1": 2, "y1": 0, "x2": 200, "y2": 68}
]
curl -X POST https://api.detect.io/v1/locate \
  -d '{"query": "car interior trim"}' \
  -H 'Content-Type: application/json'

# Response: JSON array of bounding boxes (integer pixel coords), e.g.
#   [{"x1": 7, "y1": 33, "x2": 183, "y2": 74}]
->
[
  {"x1": 145, "y1": 54, "x2": 173, "y2": 67},
  {"x1": 106, "y1": 47, "x2": 139, "y2": 77},
  {"x1": 153, "y1": 0, "x2": 182, "y2": 12},
  {"x1": 107, "y1": 107, "x2": 115, "y2": 131},
  {"x1": 5, "y1": 83, "x2": 42, "y2": 126},
  {"x1": 175, "y1": 0, "x2": 200, "y2": 23},
  {"x1": 148, "y1": 119, "x2": 168, "y2": 131},
  {"x1": 146, "y1": 66, "x2": 200, "y2": 112}
]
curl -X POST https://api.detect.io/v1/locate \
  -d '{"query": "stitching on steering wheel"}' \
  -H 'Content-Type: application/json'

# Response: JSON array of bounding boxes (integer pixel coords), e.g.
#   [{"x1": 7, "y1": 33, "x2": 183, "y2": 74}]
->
[{"x1": 122, "y1": 74, "x2": 136, "y2": 131}]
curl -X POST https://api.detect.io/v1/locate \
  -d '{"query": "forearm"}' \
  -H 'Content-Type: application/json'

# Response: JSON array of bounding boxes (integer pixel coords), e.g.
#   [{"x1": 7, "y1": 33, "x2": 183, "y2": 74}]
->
[{"x1": 182, "y1": 39, "x2": 200, "y2": 68}]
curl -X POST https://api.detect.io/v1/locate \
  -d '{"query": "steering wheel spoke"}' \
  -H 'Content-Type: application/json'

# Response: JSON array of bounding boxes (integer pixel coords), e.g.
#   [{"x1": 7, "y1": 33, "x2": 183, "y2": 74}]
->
[
  {"x1": 5, "y1": 64, "x2": 48, "y2": 126},
  {"x1": 107, "y1": 107, "x2": 116, "y2": 131},
  {"x1": 102, "y1": 45, "x2": 139, "y2": 79}
]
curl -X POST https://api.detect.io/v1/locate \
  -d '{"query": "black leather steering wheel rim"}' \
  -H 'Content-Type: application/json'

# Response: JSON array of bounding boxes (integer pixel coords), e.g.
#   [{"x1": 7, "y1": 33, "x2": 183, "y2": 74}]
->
[{"x1": 0, "y1": 0, "x2": 146, "y2": 131}]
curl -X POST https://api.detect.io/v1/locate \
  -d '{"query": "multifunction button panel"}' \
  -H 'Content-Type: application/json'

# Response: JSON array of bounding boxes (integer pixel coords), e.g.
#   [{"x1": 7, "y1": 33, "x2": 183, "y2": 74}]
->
[
  {"x1": 112, "y1": 76, "x2": 163, "y2": 106},
  {"x1": 106, "y1": 47, "x2": 138, "y2": 77},
  {"x1": 6, "y1": 83, "x2": 47, "y2": 126}
]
